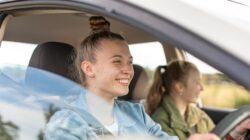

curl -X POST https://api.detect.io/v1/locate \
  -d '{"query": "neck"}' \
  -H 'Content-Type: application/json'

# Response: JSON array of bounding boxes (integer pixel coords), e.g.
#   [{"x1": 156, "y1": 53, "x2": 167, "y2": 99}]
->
[
  {"x1": 170, "y1": 93, "x2": 188, "y2": 119},
  {"x1": 85, "y1": 88, "x2": 115, "y2": 125},
  {"x1": 86, "y1": 85, "x2": 115, "y2": 104}
]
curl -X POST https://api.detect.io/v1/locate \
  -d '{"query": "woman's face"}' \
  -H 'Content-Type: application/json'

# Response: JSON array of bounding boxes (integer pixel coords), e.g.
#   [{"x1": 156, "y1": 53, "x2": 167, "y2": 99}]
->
[
  {"x1": 181, "y1": 70, "x2": 203, "y2": 104},
  {"x1": 90, "y1": 39, "x2": 134, "y2": 98}
]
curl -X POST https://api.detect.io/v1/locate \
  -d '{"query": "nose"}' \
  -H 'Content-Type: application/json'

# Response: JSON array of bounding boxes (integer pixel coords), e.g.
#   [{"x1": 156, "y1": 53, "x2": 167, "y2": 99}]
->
[
  {"x1": 200, "y1": 83, "x2": 204, "y2": 91},
  {"x1": 122, "y1": 64, "x2": 134, "y2": 77}
]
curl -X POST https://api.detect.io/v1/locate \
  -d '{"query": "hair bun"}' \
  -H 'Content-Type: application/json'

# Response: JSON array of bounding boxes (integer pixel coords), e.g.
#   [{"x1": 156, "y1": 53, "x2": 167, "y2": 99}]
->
[{"x1": 89, "y1": 16, "x2": 110, "y2": 33}]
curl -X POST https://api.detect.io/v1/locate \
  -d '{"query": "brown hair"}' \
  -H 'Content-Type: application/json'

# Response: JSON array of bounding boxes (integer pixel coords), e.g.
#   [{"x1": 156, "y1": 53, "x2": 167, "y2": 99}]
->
[
  {"x1": 75, "y1": 16, "x2": 126, "y2": 86},
  {"x1": 146, "y1": 60, "x2": 199, "y2": 115}
]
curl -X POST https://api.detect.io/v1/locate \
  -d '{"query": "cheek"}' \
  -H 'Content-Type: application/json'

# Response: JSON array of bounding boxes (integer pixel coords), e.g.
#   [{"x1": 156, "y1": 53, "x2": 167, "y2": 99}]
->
[
  {"x1": 95, "y1": 63, "x2": 116, "y2": 74},
  {"x1": 184, "y1": 87, "x2": 199, "y2": 103},
  {"x1": 98, "y1": 68, "x2": 119, "y2": 80},
  {"x1": 185, "y1": 86, "x2": 198, "y2": 97}
]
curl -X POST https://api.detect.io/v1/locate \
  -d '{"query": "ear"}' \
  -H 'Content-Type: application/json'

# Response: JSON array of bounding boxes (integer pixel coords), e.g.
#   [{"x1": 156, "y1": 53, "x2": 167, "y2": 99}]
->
[
  {"x1": 174, "y1": 81, "x2": 184, "y2": 93},
  {"x1": 80, "y1": 61, "x2": 95, "y2": 78}
]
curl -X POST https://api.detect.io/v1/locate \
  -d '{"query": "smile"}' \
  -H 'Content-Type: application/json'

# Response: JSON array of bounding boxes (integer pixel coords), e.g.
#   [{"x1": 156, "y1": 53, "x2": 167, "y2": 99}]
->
[{"x1": 118, "y1": 79, "x2": 130, "y2": 84}]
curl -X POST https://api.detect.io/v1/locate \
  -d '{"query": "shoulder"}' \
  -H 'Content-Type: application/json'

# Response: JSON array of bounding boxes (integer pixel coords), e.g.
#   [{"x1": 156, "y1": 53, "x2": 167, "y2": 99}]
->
[
  {"x1": 151, "y1": 105, "x2": 170, "y2": 125},
  {"x1": 151, "y1": 100, "x2": 171, "y2": 121}
]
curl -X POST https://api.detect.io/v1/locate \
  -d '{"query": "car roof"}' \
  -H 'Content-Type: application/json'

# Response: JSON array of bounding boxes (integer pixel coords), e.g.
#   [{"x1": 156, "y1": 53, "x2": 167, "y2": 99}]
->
[{"x1": 3, "y1": 9, "x2": 157, "y2": 46}]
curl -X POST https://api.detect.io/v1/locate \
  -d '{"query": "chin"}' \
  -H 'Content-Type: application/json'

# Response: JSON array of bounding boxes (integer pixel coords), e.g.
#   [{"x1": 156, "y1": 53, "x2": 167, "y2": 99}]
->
[
  {"x1": 118, "y1": 89, "x2": 129, "y2": 96},
  {"x1": 119, "y1": 91, "x2": 129, "y2": 96},
  {"x1": 112, "y1": 86, "x2": 129, "y2": 97},
  {"x1": 113, "y1": 88, "x2": 128, "y2": 96}
]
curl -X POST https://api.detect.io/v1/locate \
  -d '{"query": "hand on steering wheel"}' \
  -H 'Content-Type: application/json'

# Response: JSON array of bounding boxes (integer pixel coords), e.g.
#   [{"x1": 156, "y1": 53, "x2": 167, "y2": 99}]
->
[
  {"x1": 229, "y1": 118, "x2": 250, "y2": 139},
  {"x1": 211, "y1": 105, "x2": 250, "y2": 140}
]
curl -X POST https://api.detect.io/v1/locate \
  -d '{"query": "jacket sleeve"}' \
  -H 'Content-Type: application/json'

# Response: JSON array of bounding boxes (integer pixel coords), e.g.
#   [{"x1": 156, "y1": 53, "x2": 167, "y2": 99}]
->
[{"x1": 139, "y1": 104, "x2": 179, "y2": 140}]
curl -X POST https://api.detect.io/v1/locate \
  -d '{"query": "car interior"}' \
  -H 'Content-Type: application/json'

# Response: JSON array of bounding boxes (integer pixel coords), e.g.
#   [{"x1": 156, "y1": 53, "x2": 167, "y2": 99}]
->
[{"x1": 0, "y1": 4, "x2": 240, "y2": 139}]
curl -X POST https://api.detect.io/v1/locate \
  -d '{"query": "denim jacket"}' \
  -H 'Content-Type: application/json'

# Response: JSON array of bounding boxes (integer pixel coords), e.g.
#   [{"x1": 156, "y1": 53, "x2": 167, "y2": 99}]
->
[{"x1": 44, "y1": 93, "x2": 178, "y2": 140}]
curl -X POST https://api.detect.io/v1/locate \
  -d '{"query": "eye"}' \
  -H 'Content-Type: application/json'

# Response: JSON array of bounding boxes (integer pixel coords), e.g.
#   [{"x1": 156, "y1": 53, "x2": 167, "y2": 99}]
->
[
  {"x1": 129, "y1": 60, "x2": 133, "y2": 65},
  {"x1": 113, "y1": 60, "x2": 122, "y2": 64}
]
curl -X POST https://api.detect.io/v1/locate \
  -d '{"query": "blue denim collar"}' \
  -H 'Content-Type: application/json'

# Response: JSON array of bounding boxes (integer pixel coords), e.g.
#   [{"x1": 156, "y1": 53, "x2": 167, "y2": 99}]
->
[
  {"x1": 114, "y1": 100, "x2": 136, "y2": 128},
  {"x1": 71, "y1": 91, "x2": 89, "y2": 111}
]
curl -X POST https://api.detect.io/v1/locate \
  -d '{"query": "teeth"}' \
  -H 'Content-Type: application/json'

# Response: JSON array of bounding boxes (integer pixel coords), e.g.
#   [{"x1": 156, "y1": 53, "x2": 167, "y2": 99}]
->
[{"x1": 119, "y1": 79, "x2": 129, "y2": 84}]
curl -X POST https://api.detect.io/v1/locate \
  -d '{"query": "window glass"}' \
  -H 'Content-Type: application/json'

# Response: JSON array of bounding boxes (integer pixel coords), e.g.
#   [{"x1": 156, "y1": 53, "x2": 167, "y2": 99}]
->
[
  {"x1": 187, "y1": 53, "x2": 250, "y2": 109},
  {"x1": 0, "y1": 41, "x2": 37, "y2": 82},
  {"x1": 129, "y1": 42, "x2": 166, "y2": 80}
]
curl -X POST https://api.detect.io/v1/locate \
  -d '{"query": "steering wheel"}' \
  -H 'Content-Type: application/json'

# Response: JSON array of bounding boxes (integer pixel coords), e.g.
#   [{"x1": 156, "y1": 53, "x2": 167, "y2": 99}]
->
[{"x1": 211, "y1": 105, "x2": 250, "y2": 139}]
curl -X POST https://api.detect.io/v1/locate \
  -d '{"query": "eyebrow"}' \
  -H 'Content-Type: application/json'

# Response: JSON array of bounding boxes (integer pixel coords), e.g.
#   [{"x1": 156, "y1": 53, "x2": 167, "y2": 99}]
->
[{"x1": 110, "y1": 55, "x2": 133, "y2": 59}]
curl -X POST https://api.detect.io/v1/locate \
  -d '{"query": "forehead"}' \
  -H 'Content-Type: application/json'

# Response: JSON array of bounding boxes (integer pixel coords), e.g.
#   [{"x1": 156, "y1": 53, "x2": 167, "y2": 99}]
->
[
  {"x1": 97, "y1": 39, "x2": 131, "y2": 57},
  {"x1": 187, "y1": 69, "x2": 200, "y2": 80}
]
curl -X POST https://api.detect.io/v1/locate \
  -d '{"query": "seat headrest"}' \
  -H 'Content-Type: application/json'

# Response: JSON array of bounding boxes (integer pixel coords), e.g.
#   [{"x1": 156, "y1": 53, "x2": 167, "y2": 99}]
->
[
  {"x1": 28, "y1": 41, "x2": 79, "y2": 83},
  {"x1": 119, "y1": 64, "x2": 149, "y2": 101}
]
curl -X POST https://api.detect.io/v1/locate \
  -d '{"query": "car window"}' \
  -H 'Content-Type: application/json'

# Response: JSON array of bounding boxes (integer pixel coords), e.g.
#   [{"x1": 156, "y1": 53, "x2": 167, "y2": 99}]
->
[
  {"x1": 129, "y1": 42, "x2": 166, "y2": 80},
  {"x1": 0, "y1": 41, "x2": 37, "y2": 82},
  {"x1": 0, "y1": 66, "x2": 83, "y2": 140},
  {"x1": 187, "y1": 53, "x2": 250, "y2": 109}
]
